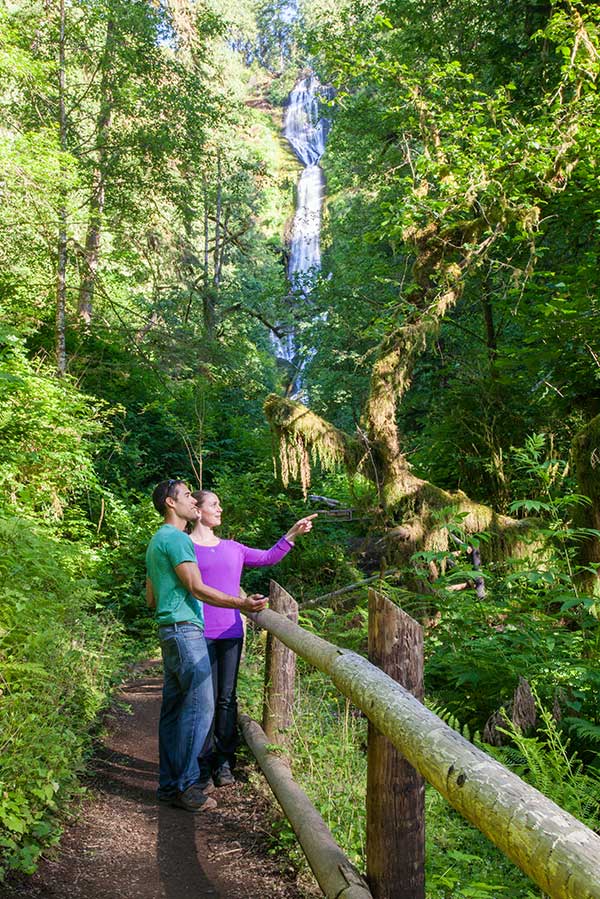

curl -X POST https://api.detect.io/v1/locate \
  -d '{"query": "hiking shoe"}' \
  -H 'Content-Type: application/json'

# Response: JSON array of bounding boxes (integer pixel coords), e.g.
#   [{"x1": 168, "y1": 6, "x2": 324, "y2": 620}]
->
[
  {"x1": 171, "y1": 785, "x2": 217, "y2": 812},
  {"x1": 198, "y1": 778, "x2": 216, "y2": 795},
  {"x1": 213, "y1": 765, "x2": 235, "y2": 787}
]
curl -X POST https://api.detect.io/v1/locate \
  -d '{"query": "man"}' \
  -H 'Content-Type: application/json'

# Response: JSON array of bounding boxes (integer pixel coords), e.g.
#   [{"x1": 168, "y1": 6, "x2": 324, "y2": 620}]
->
[{"x1": 146, "y1": 479, "x2": 267, "y2": 812}]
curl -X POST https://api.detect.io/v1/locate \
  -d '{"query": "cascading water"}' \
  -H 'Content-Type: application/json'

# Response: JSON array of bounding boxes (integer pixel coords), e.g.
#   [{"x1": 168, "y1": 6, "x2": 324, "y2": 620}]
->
[{"x1": 273, "y1": 75, "x2": 330, "y2": 394}]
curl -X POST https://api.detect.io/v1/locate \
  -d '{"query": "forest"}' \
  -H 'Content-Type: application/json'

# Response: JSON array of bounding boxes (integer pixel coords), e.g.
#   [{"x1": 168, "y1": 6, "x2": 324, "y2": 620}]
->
[{"x1": 1, "y1": 0, "x2": 599, "y2": 895}]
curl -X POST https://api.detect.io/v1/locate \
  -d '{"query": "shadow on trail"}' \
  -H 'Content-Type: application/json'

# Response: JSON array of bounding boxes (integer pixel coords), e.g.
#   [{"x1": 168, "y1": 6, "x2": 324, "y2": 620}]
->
[
  {"x1": 158, "y1": 805, "x2": 220, "y2": 899},
  {"x1": 91, "y1": 748, "x2": 158, "y2": 805},
  {"x1": 102, "y1": 677, "x2": 223, "y2": 898}
]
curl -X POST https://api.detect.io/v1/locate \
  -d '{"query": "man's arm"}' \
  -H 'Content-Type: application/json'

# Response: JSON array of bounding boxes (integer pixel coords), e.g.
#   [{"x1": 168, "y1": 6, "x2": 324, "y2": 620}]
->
[
  {"x1": 146, "y1": 578, "x2": 156, "y2": 610},
  {"x1": 175, "y1": 562, "x2": 267, "y2": 613}
]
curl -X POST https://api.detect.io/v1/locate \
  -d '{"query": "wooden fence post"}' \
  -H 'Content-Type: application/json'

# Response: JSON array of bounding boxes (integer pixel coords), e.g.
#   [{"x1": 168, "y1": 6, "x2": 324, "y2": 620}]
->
[
  {"x1": 262, "y1": 579, "x2": 298, "y2": 745},
  {"x1": 366, "y1": 589, "x2": 425, "y2": 899}
]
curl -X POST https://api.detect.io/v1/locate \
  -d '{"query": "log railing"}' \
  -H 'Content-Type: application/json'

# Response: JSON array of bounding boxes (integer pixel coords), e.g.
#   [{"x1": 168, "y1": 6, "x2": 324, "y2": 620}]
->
[{"x1": 241, "y1": 580, "x2": 600, "y2": 899}]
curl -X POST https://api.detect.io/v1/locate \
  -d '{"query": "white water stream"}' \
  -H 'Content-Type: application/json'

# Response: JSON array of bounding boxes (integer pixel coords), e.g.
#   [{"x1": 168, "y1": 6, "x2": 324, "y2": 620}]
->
[{"x1": 273, "y1": 75, "x2": 330, "y2": 393}]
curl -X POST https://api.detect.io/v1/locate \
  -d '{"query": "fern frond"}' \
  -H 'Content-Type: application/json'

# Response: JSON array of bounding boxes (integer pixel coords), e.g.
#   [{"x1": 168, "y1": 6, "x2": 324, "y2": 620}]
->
[{"x1": 562, "y1": 716, "x2": 600, "y2": 746}]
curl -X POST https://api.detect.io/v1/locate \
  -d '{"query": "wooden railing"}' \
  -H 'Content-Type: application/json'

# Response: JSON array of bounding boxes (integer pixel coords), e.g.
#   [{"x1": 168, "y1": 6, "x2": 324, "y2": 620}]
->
[{"x1": 241, "y1": 580, "x2": 600, "y2": 899}]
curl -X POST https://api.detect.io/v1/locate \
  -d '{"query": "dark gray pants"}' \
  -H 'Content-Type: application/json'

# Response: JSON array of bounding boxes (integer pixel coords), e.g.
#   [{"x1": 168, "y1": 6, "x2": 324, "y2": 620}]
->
[{"x1": 199, "y1": 637, "x2": 243, "y2": 776}]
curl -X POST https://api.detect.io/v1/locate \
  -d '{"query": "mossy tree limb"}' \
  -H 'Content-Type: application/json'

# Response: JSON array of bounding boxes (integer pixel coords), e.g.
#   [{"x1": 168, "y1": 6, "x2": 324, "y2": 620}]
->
[{"x1": 264, "y1": 394, "x2": 534, "y2": 563}]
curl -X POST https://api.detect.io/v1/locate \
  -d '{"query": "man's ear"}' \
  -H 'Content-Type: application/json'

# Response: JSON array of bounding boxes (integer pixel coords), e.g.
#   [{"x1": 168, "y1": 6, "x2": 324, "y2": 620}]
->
[{"x1": 164, "y1": 493, "x2": 177, "y2": 510}]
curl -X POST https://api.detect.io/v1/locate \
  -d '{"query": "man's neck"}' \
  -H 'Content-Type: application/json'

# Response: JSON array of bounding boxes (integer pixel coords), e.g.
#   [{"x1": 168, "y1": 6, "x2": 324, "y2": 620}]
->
[{"x1": 163, "y1": 511, "x2": 186, "y2": 531}]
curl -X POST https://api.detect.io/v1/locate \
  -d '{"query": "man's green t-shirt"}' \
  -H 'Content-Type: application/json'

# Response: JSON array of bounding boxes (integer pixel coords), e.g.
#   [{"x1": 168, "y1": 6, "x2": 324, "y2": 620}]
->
[{"x1": 146, "y1": 524, "x2": 204, "y2": 628}]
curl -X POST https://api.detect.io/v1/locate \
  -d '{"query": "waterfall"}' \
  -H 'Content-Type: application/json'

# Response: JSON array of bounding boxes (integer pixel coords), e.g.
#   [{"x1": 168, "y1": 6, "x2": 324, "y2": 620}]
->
[{"x1": 274, "y1": 75, "x2": 330, "y2": 394}]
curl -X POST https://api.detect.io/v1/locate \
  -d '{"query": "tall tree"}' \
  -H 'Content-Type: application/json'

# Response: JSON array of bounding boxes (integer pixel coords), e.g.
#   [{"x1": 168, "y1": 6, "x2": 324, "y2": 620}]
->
[{"x1": 56, "y1": 0, "x2": 68, "y2": 375}]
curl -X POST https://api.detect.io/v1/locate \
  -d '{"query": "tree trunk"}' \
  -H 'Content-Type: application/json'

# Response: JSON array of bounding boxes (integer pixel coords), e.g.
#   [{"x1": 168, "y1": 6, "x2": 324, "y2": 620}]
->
[
  {"x1": 213, "y1": 150, "x2": 222, "y2": 288},
  {"x1": 202, "y1": 174, "x2": 215, "y2": 336},
  {"x1": 480, "y1": 276, "x2": 497, "y2": 366},
  {"x1": 55, "y1": 0, "x2": 67, "y2": 376},
  {"x1": 78, "y1": 19, "x2": 115, "y2": 324},
  {"x1": 572, "y1": 413, "x2": 600, "y2": 595}
]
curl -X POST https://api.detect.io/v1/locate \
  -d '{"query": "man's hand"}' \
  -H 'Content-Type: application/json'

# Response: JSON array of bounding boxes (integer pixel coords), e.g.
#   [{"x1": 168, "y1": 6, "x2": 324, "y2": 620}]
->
[{"x1": 240, "y1": 593, "x2": 268, "y2": 613}]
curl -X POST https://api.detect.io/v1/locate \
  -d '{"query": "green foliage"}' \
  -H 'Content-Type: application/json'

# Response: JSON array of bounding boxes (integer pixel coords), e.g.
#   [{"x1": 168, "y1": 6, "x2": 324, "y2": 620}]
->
[
  {"x1": 0, "y1": 0, "x2": 326, "y2": 881},
  {"x1": 495, "y1": 701, "x2": 600, "y2": 831},
  {"x1": 0, "y1": 516, "x2": 124, "y2": 878},
  {"x1": 0, "y1": 336, "x2": 106, "y2": 523},
  {"x1": 2, "y1": 0, "x2": 600, "y2": 890},
  {"x1": 421, "y1": 578, "x2": 599, "y2": 740},
  {"x1": 296, "y1": 0, "x2": 600, "y2": 510}
]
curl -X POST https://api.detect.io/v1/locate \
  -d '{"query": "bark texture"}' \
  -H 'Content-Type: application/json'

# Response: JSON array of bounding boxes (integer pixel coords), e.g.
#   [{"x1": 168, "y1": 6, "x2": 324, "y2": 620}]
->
[
  {"x1": 55, "y1": 0, "x2": 67, "y2": 376},
  {"x1": 78, "y1": 20, "x2": 115, "y2": 324},
  {"x1": 571, "y1": 412, "x2": 600, "y2": 596},
  {"x1": 262, "y1": 580, "x2": 298, "y2": 745}
]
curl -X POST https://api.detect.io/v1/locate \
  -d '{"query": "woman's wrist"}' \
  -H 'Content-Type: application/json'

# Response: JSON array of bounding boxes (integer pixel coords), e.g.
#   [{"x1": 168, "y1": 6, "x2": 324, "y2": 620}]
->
[{"x1": 283, "y1": 532, "x2": 295, "y2": 546}]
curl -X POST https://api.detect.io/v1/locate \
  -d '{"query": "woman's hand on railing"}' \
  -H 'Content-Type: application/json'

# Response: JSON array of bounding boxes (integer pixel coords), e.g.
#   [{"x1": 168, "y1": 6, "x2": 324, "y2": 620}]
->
[{"x1": 285, "y1": 513, "x2": 318, "y2": 544}]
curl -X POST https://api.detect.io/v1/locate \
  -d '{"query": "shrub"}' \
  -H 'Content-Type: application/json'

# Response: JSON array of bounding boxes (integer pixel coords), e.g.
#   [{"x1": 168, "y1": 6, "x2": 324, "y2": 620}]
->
[{"x1": 0, "y1": 515, "x2": 124, "y2": 878}]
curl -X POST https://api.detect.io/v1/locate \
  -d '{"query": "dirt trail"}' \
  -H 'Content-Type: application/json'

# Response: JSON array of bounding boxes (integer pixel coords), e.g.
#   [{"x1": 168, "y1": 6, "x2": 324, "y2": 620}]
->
[{"x1": 1, "y1": 663, "x2": 314, "y2": 899}]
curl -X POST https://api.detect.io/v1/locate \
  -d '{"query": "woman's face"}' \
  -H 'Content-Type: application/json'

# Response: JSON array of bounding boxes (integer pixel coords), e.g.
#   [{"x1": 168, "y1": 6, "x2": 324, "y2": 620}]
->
[{"x1": 199, "y1": 492, "x2": 222, "y2": 528}]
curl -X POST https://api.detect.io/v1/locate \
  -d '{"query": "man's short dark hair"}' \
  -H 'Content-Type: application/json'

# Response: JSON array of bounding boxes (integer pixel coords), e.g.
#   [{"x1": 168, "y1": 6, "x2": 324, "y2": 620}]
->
[{"x1": 152, "y1": 479, "x2": 185, "y2": 515}]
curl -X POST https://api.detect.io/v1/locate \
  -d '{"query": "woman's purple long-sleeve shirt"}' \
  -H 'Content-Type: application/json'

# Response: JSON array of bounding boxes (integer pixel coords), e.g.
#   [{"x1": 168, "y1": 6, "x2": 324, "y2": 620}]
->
[{"x1": 194, "y1": 536, "x2": 292, "y2": 639}]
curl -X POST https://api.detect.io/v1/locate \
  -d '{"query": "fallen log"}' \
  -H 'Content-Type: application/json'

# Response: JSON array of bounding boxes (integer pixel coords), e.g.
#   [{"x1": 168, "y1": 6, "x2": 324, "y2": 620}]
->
[{"x1": 298, "y1": 571, "x2": 399, "y2": 611}]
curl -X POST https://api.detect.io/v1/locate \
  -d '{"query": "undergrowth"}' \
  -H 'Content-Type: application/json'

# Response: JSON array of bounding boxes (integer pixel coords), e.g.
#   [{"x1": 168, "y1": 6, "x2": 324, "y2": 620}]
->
[{"x1": 0, "y1": 515, "x2": 125, "y2": 879}]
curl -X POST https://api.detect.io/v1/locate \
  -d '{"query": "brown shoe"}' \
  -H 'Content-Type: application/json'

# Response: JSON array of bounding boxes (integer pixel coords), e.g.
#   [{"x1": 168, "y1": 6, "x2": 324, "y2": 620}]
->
[
  {"x1": 171, "y1": 785, "x2": 217, "y2": 812},
  {"x1": 199, "y1": 779, "x2": 216, "y2": 795}
]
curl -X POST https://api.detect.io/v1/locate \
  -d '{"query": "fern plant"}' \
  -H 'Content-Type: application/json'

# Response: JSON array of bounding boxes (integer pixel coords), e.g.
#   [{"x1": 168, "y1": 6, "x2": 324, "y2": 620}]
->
[{"x1": 496, "y1": 703, "x2": 600, "y2": 830}]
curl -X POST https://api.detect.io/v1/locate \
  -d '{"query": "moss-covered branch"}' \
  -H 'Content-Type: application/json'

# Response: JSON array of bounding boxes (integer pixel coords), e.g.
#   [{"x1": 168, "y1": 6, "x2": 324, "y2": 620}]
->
[
  {"x1": 264, "y1": 393, "x2": 363, "y2": 495},
  {"x1": 264, "y1": 394, "x2": 533, "y2": 563}
]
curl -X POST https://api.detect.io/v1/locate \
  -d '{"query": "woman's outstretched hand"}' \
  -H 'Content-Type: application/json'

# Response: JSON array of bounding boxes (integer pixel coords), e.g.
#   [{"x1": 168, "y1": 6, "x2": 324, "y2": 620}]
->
[{"x1": 285, "y1": 513, "x2": 318, "y2": 543}]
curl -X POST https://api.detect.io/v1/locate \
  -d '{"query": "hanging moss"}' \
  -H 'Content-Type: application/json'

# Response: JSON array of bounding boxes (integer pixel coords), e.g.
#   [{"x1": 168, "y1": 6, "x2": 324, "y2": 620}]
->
[{"x1": 264, "y1": 394, "x2": 361, "y2": 495}]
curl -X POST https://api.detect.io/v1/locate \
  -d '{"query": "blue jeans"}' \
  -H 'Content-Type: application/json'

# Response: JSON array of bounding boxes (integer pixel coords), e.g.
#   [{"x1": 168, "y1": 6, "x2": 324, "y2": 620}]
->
[
  {"x1": 157, "y1": 623, "x2": 214, "y2": 797},
  {"x1": 199, "y1": 637, "x2": 243, "y2": 776}
]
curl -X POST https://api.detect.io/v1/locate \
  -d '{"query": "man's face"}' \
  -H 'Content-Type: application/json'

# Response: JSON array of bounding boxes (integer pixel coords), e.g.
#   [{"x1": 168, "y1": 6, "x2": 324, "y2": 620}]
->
[{"x1": 168, "y1": 484, "x2": 200, "y2": 522}]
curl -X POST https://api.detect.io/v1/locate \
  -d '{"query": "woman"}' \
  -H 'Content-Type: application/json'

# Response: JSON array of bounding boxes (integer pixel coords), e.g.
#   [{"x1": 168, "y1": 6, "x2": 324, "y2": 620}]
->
[{"x1": 189, "y1": 489, "x2": 316, "y2": 788}]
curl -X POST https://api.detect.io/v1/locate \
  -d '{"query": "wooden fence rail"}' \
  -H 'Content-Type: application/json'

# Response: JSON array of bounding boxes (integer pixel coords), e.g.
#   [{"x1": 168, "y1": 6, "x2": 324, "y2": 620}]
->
[
  {"x1": 246, "y1": 582, "x2": 600, "y2": 899},
  {"x1": 240, "y1": 714, "x2": 372, "y2": 899}
]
